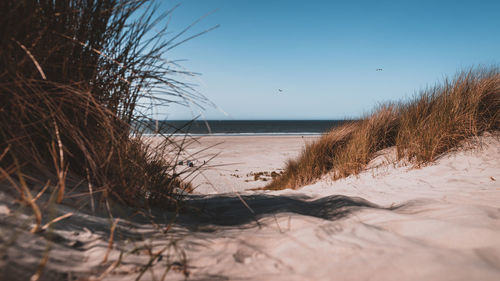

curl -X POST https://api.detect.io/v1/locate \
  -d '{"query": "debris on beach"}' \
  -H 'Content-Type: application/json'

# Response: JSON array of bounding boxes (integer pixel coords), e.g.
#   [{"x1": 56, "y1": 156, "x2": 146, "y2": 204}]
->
[{"x1": 247, "y1": 171, "x2": 284, "y2": 181}]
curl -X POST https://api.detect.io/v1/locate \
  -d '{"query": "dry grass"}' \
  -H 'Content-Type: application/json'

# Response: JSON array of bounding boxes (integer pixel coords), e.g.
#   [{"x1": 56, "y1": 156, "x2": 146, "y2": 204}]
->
[
  {"x1": 266, "y1": 68, "x2": 500, "y2": 190},
  {"x1": 0, "y1": 0, "x2": 211, "y2": 207},
  {"x1": 0, "y1": 1, "x2": 213, "y2": 279}
]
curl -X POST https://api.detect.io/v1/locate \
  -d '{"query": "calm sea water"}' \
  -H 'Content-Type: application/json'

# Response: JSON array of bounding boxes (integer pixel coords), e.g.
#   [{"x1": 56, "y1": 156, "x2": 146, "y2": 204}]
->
[{"x1": 142, "y1": 120, "x2": 349, "y2": 136}]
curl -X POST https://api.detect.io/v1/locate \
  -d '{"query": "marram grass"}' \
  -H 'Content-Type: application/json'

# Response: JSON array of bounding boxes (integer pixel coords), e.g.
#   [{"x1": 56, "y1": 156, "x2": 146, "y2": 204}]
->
[{"x1": 266, "y1": 68, "x2": 500, "y2": 190}]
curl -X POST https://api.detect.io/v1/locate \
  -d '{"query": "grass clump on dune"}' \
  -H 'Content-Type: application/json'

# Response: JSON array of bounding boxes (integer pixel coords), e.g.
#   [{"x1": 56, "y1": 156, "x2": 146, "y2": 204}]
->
[
  {"x1": 0, "y1": 0, "x2": 209, "y2": 208},
  {"x1": 266, "y1": 68, "x2": 500, "y2": 190}
]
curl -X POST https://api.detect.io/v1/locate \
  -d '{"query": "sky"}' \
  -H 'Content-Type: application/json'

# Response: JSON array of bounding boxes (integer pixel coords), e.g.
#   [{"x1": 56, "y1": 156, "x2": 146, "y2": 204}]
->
[{"x1": 149, "y1": 0, "x2": 500, "y2": 120}]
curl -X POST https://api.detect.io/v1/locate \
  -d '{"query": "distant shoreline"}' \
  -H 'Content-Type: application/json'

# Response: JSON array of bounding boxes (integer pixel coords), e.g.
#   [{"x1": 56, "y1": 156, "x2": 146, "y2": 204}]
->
[
  {"x1": 136, "y1": 119, "x2": 352, "y2": 135},
  {"x1": 142, "y1": 132, "x2": 325, "y2": 137}
]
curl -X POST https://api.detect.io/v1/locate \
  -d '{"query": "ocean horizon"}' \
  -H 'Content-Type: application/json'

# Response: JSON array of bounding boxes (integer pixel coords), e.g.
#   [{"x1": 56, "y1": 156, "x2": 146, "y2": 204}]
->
[{"x1": 138, "y1": 120, "x2": 352, "y2": 136}]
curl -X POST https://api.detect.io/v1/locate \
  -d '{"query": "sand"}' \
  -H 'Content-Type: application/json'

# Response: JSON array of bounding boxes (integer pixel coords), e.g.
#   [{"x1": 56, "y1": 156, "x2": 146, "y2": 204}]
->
[
  {"x1": 1, "y1": 135, "x2": 500, "y2": 280},
  {"x1": 179, "y1": 135, "x2": 319, "y2": 193}
]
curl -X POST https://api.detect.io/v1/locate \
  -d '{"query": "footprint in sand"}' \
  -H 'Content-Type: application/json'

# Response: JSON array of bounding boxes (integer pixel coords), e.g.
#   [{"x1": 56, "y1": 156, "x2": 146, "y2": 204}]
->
[{"x1": 233, "y1": 247, "x2": 254, "y2": 264}]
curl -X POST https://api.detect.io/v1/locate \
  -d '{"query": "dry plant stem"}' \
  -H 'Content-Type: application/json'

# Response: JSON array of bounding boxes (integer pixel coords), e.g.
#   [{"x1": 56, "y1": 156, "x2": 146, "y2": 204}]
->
[
  {"x1": 18, "y1": 175, "x2": 43, "y2": 233},
  {"x1": 52, "y1": 119, "x2": 67, "y2": 204},
  {"x1": 0, "y1": 145, "x2": 10, "y2": 161},
  {"x1": 4, "y1": 158, "x2": 43, "y2": 233},
  {"x1": 41, "y1": 213, "x2": 73, "y2": 230},
  {"x1": 102, "y1": 218, "x2": 120, "y2": 264},
  {"x1": 11, "y1": 38, "x2": 47, "y2": 80},
  {"x1": 56, "y1": 33, "x2": 133, "y2": 85},
  {"x1": 86, "y1": 168, "x2": 95, "y2": 213},
  {"x1": 0, "y1": 168, "x2": 23, "y2": 199},
  {"x1": 99, "y1": 250, "x2": 124, "y2": 280},
  {"x1": 29, "y1": 240, "x2": 51, "y2": 281},
  {"x1": 32, "y1": 180, "x2": 51, "y2": 203},
  {"x1": 135, "y1": 244, "x2": 170, "y2": 281}
]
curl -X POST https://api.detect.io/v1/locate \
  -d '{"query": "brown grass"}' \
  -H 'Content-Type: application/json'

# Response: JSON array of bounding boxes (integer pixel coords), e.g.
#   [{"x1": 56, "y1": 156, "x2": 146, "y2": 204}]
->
[
  {"x1": 0, "y1": 1, "x2": 213, "y2": 278},
  {"x1": 266, "y1": 68, "x2": 500, "y2": 190},
  {"x1": 0, "y1": 0, "x2": 212, "y2": 207}
]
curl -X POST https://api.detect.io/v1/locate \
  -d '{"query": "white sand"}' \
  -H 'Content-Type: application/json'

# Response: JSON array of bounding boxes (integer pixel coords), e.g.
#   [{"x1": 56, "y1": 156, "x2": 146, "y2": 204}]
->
[
  {"x1": 179, "y1": 135, "x2": 318, "y2": 193},
  {"x1": 1, "y1": 135, "x2": 500, "y2": 280},
  {"x1": 166, "y1": 134, "x2": 500, "y2": 280}
]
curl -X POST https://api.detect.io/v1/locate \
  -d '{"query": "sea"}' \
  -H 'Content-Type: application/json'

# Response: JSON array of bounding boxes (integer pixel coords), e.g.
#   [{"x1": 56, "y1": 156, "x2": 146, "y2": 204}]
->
[{"x1": 140, "y1": 120, "x2": 349, "y2": 136}]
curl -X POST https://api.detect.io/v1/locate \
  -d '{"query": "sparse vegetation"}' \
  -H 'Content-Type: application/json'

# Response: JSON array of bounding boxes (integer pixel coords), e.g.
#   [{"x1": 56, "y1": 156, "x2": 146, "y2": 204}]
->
[{"x1": 266, "y1": 68, "x2": 500, "y2": 190}]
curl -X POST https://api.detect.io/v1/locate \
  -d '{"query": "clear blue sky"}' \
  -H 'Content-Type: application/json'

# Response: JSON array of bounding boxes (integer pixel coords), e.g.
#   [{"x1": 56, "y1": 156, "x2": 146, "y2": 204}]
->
[{"x1": 153, "y1": 0, "x2": 500, "y2": 120}]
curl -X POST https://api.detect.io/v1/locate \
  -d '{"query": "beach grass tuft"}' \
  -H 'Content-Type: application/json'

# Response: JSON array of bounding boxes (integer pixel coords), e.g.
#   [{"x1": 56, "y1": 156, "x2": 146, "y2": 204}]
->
[
  {"x1": 0, "y1": 0, "x2": 207, "y2": 208},
  {"x1": 266, "y1": 68, "x2": 500, "y2": 190}
]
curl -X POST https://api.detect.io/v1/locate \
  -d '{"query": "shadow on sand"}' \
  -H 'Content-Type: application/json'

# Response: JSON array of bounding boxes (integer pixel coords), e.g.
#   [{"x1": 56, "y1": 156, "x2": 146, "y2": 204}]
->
[
  {"x1": 0, "y1": 189, "x2": 393, "y2": 281},
  {"x1": 175, "y1": 194, "x2": 386, "y2": 229}
]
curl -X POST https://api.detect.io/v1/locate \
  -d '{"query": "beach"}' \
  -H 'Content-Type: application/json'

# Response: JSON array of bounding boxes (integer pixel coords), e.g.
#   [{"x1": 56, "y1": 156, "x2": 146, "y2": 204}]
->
[
  {"x1": 2, "y1": 134, "x2": 500, "y2": 280},
  {"x1": 178, "y1": 135, "x2": 320, "y2": 193},
  {"x1": 4, "y1": 1, "x2": 500, "y2": 280},
  {"x1": 169, "y1": 134, "x2": 500, "y2": 280}
]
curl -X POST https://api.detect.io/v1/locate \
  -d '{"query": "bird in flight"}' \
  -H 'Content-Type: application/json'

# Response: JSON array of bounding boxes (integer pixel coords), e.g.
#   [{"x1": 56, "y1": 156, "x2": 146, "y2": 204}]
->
[
  {"x1": 278, "y1": 89, "x2": 283, "y2": 93},
  {"x1": 376, "y1": 68, "x2": 383, "y2": 71}
]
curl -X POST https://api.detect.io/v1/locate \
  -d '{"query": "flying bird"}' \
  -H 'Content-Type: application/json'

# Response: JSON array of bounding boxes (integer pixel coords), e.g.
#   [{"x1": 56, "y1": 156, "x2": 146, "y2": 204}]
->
[
  {"x1": 376, "y1": 68, "x2": 383, "y2": 71},
  {"x1": 278, "y1": 89, "x2": 283, "y2": 93}
]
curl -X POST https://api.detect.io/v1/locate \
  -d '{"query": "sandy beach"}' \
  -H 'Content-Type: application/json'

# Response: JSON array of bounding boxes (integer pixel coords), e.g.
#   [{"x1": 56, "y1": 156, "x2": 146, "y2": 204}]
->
[
  {"x1": 179, "y1": 135, "x2": 320, "y2": 193},
  {"x1": 2, "y1": 134, "x2": 500, "y2": 280},
  {"x1": 172, "y1": 134, "x2": 500, "y2": 280},
  {"x1": 4, "y1": 1, "x2": 500, "y2": 280}
]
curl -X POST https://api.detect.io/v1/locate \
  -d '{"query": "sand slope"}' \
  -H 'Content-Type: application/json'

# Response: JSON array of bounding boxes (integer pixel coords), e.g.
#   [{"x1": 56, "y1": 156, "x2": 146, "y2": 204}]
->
[
  {"x1": 1, "y1": 135, "x2": 499, "y2": 280},
  {"x1": 171, "y1": 135, "x2": 500, "y2": 280}
]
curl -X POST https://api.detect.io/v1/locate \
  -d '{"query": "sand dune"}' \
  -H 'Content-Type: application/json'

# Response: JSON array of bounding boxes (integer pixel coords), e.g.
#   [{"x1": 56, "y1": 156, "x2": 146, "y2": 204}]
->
[
  {"x1": 1, "y1": 135, "x2": 499, "y2": 280},
  {"x1": 169, "y1": 135, "x2": 500, "y2": 280}
]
